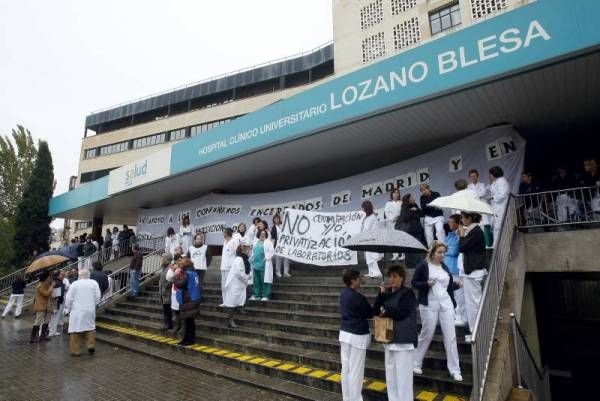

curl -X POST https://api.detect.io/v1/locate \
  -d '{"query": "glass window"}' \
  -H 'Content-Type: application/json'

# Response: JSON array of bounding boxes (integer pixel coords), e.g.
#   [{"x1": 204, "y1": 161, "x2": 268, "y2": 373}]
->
[
  {"x1": 169, "y1": 128, "x2": 186, "y2": 141},
  {"x1": 430, "y1": 2, "x2": 461, "y2": 35}
]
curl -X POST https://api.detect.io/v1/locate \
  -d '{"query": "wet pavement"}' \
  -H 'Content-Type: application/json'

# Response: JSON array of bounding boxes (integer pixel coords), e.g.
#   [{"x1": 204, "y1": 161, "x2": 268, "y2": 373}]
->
[{"x1": 0, "y1": 316, "x2": 298, "y2": 401}]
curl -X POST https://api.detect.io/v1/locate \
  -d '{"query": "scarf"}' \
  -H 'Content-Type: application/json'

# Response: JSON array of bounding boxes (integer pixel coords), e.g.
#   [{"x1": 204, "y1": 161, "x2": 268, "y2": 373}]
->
[{"x1": 237, "y1": 251, "x2": 251, "y2": 274}]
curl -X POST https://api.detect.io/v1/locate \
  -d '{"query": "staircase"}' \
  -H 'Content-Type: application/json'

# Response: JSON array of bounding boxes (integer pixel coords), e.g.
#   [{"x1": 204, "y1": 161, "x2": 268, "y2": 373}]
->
[{"x1": 96, "y1": 262, "x2": 472, "y2": 401}]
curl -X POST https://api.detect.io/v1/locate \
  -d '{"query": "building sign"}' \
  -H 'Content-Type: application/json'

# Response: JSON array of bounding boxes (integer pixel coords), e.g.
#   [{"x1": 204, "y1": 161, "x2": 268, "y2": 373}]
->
[{"x1": 108, "y1": 148, "x2": 171, "y2": 195}]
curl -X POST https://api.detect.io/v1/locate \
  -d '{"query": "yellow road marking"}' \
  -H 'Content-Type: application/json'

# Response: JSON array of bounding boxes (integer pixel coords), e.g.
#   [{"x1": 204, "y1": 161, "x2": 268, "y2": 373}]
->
[
  {"x1": 276, "y1": 363, "x2": 296, "y2": 371},
  {"x1": 292, "y1": 367, "x2": 312, "y2": 374},
  {"x1": 248, "y1": 357, "x2": 267, "y2": 364},
  {"x1": 443, "y1": 396, "x2": 466, "y2": 401},
  {"x1": 367, "y1": 381, "x2": 387, "y2": 392},
  {"x1": 326, "y1": 374, "x2": 341, "y2": 383},
  {"x1": 214, "y1": 350, "x2": 230, "y2": 356},
  {"x1": 237, "y1": 355, "x2": 253, "y2": 361},
  {"x1": 308, "y1": 370, "x2": 330, "y2": 378},
  {"x1": 262, "y1": 360, "x2": 281, "y2": 367},
  {"x1": 416, "y1": 391, "x2": 438, "y2": 401},
  {"x1": 224, "y1": 352, "x2": 241, "y2": 358}
]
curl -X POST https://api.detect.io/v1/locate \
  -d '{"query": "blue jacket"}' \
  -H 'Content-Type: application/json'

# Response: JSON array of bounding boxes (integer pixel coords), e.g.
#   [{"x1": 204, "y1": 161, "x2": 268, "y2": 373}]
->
[
  {"x1": 339, "y1": 287, "x2": 373, "y2": 335},
  {"x1": 175, "y1": 269, "x2": 201, "y2": 306},
  {"x1": 444, "y1": 231, "x2": 460, "y2": 276}
]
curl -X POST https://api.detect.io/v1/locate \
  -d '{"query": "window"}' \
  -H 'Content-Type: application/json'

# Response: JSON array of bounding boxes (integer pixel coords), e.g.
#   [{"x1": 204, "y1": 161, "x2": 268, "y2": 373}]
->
[
  {"x1": 84, "y1": 148, "x2": 97, "y2": 159},
  {"x1": 190, "y1": 118, "x2": 232, "y2": 137},
  {"x1": 361, "y1": 32, "x2": 386, "y2": 63},
  {"x1": 430, "y1": 3, "x2": 461, "y2": 35},
  {"x1": 169, "y1": 128, "x2": 186, "y2": 141},
  {"x1": 391, "y1": 0, "x2": 417, "y2": 16},
  {"x1": 360, "y1": 0, "x2": 384, "y2": 30},
  {"x1": 470, "y1": 0, "x2": 508, "y2": 20},
  {"x1": 74, "y1": 221, "x2": 92, "y2": 231},
  {"x1": 393, "y1": 18, "x2": 421, "y2": 51},
  {"x1": 132, "y1": 133, "x2": 166, "y2": 149},
  {"x1": 99, "y1": 141, "x2": 129, "y2": 156}
]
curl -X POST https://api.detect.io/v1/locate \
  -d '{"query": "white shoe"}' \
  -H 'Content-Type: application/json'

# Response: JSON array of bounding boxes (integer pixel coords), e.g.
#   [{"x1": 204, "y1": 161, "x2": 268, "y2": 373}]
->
[
  {"x1": 413, "y1": 367, "x2": 423, "y2": 375},
  {"x1": 249, "y1": 296, "x2": 258, "y2": 301},
  {"x1": 219, "y1": 303, "x2": 225, "y2": 307},
  {"x1": 464, "y1": 334, "x2": 472, "y2": 342},
  {"x1": 452, "y1": 373, "x2": 463, "y2": 382},
  {"x1": 261, "y1": 297, "x2": 269, "y2": 301},
  {"x1": 454, "y1": 320, "x2": 466, "y2": 327},
  {"x1": 284, "y1": 273, "x2": 292, "y2": 278},
  {"x1": 275, "y1": 273, "x2": 282, "y2": 278}
]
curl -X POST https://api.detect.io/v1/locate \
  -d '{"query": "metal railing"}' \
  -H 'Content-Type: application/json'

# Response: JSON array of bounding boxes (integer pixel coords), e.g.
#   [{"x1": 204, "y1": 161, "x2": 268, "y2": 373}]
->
[
  {"x1": 470, "y1": 196, "x2": 517, "y2": 401},
  {"x1": 90, "y1": 41, "x2": 333, "y2": 114},
  {"x1": 10, "y1": 237, "x2": 164, "y2": 309},
  {"x1": 515, "y1": 186, "x2": 600, "y2": 228},
  {"x1": 0, "y1": 267, "x2": 28, "y2": 297},
  {"x1": 97, "y1": 247, "x2": 165, "y2": 308},
  {"x1": 510, "y1": 313, "x2": 552, "y2": 401}
]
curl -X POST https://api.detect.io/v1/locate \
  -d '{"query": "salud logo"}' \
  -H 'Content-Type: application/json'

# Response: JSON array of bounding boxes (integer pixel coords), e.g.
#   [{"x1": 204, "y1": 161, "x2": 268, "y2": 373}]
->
[{"x1": 125, "y1": 160, "x2": 148, "y2": 187}]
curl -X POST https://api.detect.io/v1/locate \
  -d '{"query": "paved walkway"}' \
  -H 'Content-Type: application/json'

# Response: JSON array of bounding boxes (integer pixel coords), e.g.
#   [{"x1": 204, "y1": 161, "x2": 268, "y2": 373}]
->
[{"x1": 0, "y1": 317, "x2": 298, "y2": 401}]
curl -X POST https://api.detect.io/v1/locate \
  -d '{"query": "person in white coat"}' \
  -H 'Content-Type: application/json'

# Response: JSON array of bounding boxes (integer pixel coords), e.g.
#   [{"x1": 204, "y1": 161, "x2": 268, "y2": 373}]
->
[
  {"x1": 223, "y1": 245, "x2": 251, "y2": 328},
  {"x1": 64, "y1": 269, "x2": 101, "y2": 356},
  {"x1": 178, "y1": 215, "x2": 195, "y2": 254},
  {"x1": 164, "y1": 227, "x2": 179, "y2": 257},
  {"x1": 271, "y1": 214, "x2": 291, "y2": 278},
  {"x1": 488, "y1": 166, "x2": 511, "y2": 248},
  {"x1": 249, "y1": 230, "x2": 274, "y2": 301},
  {"x1": 468, "y1": 169, "x2": 493, "y2": 247},
  {"x1": 412, "y1": 242, "x2": 463, "y2": 382},
  {"x1": 384, "y1": 189, "x2": 403, "y2": 261},
  {"x1": 361, "y1": 201, "x2": 383, "y2": 278},
  {"x1": 188, "y1": 233, "x2": 211, "y2": 287},
  {"x1": 246, "y1": 218, "x2": 261, "y2": 247},
  {"x1": 233, "y1": 223, "x2": 251, "y2": 247},
  {"x1": 220, "y1": 228, "x2": 238, "y2": 306}
]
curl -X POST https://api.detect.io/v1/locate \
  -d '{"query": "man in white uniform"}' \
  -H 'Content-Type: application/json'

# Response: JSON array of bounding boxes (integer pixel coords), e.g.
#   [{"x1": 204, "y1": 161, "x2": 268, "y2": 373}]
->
[{"x1": 65, "y1": 269, "x2": 101, "y2": 356}]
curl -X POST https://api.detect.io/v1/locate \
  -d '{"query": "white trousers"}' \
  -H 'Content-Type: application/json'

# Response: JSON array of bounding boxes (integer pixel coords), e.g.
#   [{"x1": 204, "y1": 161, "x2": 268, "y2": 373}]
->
[
  {"x1": 2, "y1": 294, "x2": 24, "y2": 317},
  {"x1": 384, "y1": 347, "x2": 414, "y2": 401},
  {"x1": 414, "y1": 303, "x2": 461, "y2": 375},
  {"x1": 49, "y1": 303, "x2": 65, "y2": 335},
  {"x1": 491, "y1": 205, "x2": 506, "y2": 248},
  {"x1": 452, "y1": 275, "x2": 466, "y2": 323},
  {"x1": 274, "y1": 255, "x2": 290, "y2": 277},
  {"x1": 424, "y1": 216, "x2": 445, "y2": 246},
  {"x1": 340, "y1": 342, "x2": 367, "y2": 401},
  {"x1": 221, "y1": 270, "x2": 229, "y2": 303},
  {"x1": 462, "y1": 275, "x2": 484, "y2": 332},
  {"x1": 556, "y1": 194, "x2": 577, "y2": 222}
]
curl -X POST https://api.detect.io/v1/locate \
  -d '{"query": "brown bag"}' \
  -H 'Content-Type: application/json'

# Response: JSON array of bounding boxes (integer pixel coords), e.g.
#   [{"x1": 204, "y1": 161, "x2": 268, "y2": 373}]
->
[{"x1": 374, "y1": 316, "x2": 394, "y2": 343}]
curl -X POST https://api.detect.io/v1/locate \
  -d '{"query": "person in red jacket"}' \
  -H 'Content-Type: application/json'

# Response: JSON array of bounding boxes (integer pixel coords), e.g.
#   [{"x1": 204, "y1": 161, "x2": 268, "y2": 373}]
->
[{"x1": 129, "y1": 244, "x2": 143, "y2": 298}]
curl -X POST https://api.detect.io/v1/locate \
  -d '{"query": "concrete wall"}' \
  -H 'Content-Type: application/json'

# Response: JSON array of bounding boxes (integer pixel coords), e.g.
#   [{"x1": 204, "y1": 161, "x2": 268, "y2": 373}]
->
[
  {"x1": 332, "y1": 0, "x2": 532, "y2": 75},
  {"x1": 524, "y1": 229, "x2": 600, "y2": 272}
]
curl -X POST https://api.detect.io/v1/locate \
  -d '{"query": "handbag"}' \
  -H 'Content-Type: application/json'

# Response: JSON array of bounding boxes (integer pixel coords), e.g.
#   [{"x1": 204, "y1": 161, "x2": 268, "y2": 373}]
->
[{"x1": 374, "y1": 316, "x2": 394, "y2": 343}]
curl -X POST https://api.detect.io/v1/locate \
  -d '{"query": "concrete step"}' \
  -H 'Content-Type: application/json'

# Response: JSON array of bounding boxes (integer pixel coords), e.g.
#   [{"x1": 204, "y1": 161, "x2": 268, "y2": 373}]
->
[{"x1": 96, "y1": 316, "x2": 471, "y2": 398}]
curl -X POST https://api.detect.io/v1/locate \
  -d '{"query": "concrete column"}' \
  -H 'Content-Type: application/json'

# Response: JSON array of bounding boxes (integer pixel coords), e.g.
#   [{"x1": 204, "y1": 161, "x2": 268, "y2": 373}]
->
[{"x1": 91, "y1": 217, "x2": 103, "y2": 242}]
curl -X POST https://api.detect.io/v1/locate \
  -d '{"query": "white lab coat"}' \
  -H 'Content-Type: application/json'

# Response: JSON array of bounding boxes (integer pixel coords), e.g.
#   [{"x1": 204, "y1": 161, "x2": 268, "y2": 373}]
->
[
  {"x1": 223, "y1": 256, "x2": 250, "y2": 308},
  {"x1": 189, "y1": 244, "x2": 208, "y2": 271},
  {"x1": 361, "y1": 214, "x2": 383, "y2": 276},
  {"x1": 221, "y1": 238, "x2": 239, "y2": 301},
  {"x1": 490, "y1": 177, "x2": 511, "y2": 245},
  {"x1": 263, "y1": 239, "x2": 275, "y2": 284},
  {"x1": 165, "y1": 235, "x2": 179, "y2": 256},
  {"x1": 179, "y1": 224, "x2": 195, "y2": 254},
  {"x1": 247, "y1": 225, "x2": 257, "y2": 244},
  {"x1": 468, "y1": 181, "x2": 491, "y2": 225},
  {"x1": 65, "y1": 279, "x2": 101, "y2": 333},
  {"x1": 384, "y1": 200, "x2": 402, "y2": 229},
  {"x1": 233, "y1": 232, "x2": 251, "y2": 247},
  {"x1": 165, "y1": 268, "x2": 179, "y2": 311}
]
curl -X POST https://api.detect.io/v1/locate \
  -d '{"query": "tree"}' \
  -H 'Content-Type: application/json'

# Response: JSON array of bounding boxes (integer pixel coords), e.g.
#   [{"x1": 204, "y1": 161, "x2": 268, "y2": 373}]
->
[
  {"x1": 0, "y1": 126, "x2": 38, "y2": 270},
  {"x1": 12, "y1": 141, "x2": 54, "y2": 267}
]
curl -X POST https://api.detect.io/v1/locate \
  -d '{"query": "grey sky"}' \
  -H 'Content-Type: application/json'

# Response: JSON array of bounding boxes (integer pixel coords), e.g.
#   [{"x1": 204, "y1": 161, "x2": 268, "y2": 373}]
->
[{"x1": 0, "y1": 0, "x2": 332, "y2": 200}]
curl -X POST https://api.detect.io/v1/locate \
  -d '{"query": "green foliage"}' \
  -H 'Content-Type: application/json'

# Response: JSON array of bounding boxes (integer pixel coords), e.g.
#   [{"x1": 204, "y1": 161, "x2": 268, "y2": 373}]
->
[
  {"x1": 12, "y1": 141, "x2": 54, "y2": 268},
  {"x1": 0, "y1": 126, "x2": 38, "y2": 270}
]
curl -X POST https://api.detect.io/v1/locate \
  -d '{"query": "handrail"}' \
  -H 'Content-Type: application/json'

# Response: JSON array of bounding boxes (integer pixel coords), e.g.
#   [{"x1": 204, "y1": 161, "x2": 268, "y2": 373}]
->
[
  {"x1": 16, "y1": 236, "x2": 164, "y2": 309},
  {"x1": 510, "y1": 313, "x2": 552, "y2": 401},
  {"x1": 514, "y1": 186, "x2": 600, "y2": 228},
  {"x1": 90, "y1": 41, "x2": 333, "y2": 114},
  {"x1": 0, "y1": 267, "x2": 28, "y2": 297},
  {"x1": 470, "y1": 195, "x2": 517, "y2": 401}
]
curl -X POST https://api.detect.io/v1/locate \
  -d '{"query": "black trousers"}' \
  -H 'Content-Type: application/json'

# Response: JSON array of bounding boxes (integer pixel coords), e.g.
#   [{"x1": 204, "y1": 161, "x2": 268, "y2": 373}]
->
[
  {"x1": 197, "y1": 270, "x2": 206, "y2": 288},
  {"x1": 162, "y1": 304, "x2": 173, "y2": 329},
  {"x1": 183, "y1": 317, "x2": 195, "y2": 343}
]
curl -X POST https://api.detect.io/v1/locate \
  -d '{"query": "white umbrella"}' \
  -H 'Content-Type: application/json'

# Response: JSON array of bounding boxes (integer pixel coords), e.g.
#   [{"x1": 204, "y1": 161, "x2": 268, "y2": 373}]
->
[
  {"x1": 343, "y1": 227, "x2": 427, "y2": 254},
  {"x1": 428, "y1": 190, "x2": 494, "y2": 215}
]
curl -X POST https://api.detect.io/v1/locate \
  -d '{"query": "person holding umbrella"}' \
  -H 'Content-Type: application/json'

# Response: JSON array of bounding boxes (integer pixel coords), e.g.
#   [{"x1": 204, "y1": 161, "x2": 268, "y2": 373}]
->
[
  {"x1": 458, "y1": 211, "x2": 488, "y2": 338},
  {"x1": 30, "y1": 270, "x2": 54, "y2": 343}
]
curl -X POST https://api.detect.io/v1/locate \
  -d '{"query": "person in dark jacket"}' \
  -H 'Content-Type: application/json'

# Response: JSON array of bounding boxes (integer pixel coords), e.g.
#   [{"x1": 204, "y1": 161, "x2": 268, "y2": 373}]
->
[
  {"x1": 339, "y1": 269, "x2": 373, "y2": 401},
  {"x1": 419, "y1": 183, "x2": 445, "y2": 245},
  {"x1": 412, "y1": 241, "x2": 462, "y2": 382},
  {"x1": 2, "y1": 275, "x2": 25, "y2": 318},
  {"x1": 373, "y1": 265, "x2": 417, "y2": 401},
  {"x1": 172, "y1": 258, "x2": 201, "y2": 346},
  {"x1": 129, "y1": 244, "x2": 143, "y2": 298},
  {"x1": 90, "y1": 262, "x2": 109, "y2": 294},
  {"x1": 458, "y1": 212, "x2": 488, "y2": 337},
  {"x1": 397, "y1": 194, "x2": 425, "y2": 268},
  {"x1": 159, "y1": 253, "x2": 174, "y2": 330}
]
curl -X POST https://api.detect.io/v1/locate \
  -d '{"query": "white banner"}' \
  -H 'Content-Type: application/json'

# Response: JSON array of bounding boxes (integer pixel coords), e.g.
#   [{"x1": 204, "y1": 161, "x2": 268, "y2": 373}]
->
[
  {"x1": 136, "y1": 125, "x2": 526, "y2": 251},
  {"x1": 275, "y1": 209, "x2": 364, "y2": 266}
]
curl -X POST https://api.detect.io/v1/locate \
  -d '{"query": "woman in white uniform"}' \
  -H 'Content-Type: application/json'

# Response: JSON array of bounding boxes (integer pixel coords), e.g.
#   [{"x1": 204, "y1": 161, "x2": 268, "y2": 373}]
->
[
  {"x1": 220, "y1": 228, "x2": 238, "y2": 306},
  {"x1": 412, "y1": 241, "x2": 463, "y2": 382},
  {"x1": 233, "y1": 223, "x2": 251, "y2": 247},
  {"x1": 224, "y1": 245, "x2": 251, "y2": 328},
  {"x1": 246, "y1": 218, "x2": 261, "y2": 247},
  {"x1": 178, "y1": 215, "x2": 194, "y2": 255},
  {"x1": 373, "y1": 265, "x2": 418, "y2": 401},
  {"x1": 361, "y1": 200, "x2": 383, "y2": 278},
  {"x1": 384, "y1": 189, "x2": 403, "y2": 261},
  {"x1": 271, "y1": 214, "x2": 291, "y2": 278},
  {"x1": 164, "y1": 227, "x2": 179, "y2": 257},
  {"x1": 188, "y1": 233, "x2": 211, "y2": 287},
  {"x1": 488, "y1": 166, "x2": 511, "y2": 248}
]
